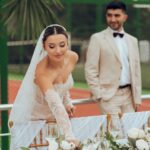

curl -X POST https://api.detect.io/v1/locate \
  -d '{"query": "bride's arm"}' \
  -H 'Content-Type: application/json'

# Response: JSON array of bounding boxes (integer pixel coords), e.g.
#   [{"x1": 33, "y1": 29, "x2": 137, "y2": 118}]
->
[
  {"x1": 36, "y1": 75, "x2": 76, "y2": 141},
  {"x1": 63, "y1": 91, "x2": 75, "y2": 117},
  {"x1": 63, "y1": 91, "x2": 73, "y2": 107},
  {"x1": 44, "y1": 89, "x2": 75, "y2": 140}
]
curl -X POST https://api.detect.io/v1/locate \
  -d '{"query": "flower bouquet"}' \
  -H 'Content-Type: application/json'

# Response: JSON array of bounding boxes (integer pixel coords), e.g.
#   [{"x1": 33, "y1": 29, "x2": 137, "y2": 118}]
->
[{"x1": 127, "y1": 127, "x2": 150, "y2": 150}]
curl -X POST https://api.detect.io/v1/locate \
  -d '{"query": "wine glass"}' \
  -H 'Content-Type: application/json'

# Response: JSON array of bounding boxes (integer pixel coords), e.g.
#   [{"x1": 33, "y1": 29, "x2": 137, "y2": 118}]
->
[
  {"x1": 108, "y1": 114, "x2": 123, "y2": 139},
  {"x1": 47, "y1": 123, "x2": 59, "y2": 139},
  {"x1": 45, "y1": 123, "x2": 59, "y2": 150}
]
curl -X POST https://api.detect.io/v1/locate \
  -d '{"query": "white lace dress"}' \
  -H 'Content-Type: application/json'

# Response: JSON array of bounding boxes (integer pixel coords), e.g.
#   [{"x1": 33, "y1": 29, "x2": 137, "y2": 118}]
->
[{"x1": 30, "y1": 75, "x2": 75, "y2": 149}]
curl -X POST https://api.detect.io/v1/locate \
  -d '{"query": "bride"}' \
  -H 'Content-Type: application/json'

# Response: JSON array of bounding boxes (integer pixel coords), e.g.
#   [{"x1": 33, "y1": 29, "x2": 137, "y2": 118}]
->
[{"x1": 8, "y1": 24, "x2": 79, "y2": 150}]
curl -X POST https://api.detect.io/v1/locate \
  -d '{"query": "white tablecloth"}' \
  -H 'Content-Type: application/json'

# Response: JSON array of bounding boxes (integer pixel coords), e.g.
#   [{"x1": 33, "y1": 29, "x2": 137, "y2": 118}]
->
[{"x1": 71, "y1": 111, "x2": 150, "y2": 141}]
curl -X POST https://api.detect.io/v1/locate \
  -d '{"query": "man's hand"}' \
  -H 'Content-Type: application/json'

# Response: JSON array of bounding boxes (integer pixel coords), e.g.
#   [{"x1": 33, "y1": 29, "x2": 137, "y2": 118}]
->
[
  {"x1": 96, "y1": 98, "x2": 102, "y2": 102},
  {"x1": 135, "y1": 104, "x2": 141, "y2": 112}
]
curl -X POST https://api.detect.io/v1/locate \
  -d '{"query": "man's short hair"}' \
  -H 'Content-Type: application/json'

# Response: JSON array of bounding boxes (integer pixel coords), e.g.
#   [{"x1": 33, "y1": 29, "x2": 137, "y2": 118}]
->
[{"x1": 106, "y1": 1, "x2": 127, "y2": 13}]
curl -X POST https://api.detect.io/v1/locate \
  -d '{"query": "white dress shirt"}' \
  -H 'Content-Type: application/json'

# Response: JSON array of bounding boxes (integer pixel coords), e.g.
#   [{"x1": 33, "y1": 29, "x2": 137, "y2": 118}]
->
[{"x1": 111, "y1": 28, "x2": 131, "y2": 86}]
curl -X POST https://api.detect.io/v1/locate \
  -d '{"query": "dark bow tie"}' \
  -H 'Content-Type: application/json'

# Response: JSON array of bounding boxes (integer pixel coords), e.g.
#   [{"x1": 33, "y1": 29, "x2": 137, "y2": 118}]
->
[{"x1": 113, "y1": 32, "x2": 124, "y2": 38}]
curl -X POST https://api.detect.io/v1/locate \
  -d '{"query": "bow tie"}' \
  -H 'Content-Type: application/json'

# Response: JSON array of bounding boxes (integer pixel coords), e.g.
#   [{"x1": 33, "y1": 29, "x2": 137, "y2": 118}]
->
[{"x1": 113, "y1": 32, "x2": 124, "y2": 38}]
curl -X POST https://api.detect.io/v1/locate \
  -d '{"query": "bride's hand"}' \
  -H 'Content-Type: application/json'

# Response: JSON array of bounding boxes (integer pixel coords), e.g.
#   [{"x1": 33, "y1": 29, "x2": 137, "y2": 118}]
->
[
  {"x1": 69, "y1": 139, "x2": 80, "y2": 148},
  {"x1": 61, "y1": 139, "x2": 80, "y2": 150},
  {"x1": 66, "y1": 105, "x2": 76, "y2": 117}
]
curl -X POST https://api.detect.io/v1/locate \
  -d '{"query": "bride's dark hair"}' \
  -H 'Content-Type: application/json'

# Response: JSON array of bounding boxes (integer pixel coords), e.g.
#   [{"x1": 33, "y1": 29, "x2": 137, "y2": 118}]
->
[{"x1": 43, "y1": 25, "x2": 68, "y2": 43}]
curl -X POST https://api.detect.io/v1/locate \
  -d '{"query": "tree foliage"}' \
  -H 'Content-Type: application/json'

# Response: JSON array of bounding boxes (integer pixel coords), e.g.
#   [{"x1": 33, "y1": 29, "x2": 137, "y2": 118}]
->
[{"x1": 2, "y1": 0, "x2": 63, "y2": 40}]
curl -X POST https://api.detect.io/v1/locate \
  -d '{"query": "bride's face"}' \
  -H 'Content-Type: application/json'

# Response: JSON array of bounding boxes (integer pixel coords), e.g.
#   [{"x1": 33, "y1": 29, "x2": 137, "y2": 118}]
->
[{"x1": 44, "y1": 34, "x2": 68, "y2": 62}]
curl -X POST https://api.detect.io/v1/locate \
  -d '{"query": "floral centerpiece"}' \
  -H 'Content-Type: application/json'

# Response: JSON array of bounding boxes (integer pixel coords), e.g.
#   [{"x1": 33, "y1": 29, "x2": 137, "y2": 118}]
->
[
  {"x1": 21, "y1": 115, "x2": 150, "y2": 150},
  {"x1": 20, "y1": 127, "x2": 150, "y2": 150}
]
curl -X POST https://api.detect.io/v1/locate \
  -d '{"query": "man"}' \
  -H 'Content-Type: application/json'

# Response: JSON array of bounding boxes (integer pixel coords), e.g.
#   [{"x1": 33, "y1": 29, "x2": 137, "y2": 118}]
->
[{"x1": 85, "y1": 1, "x2": 141, "y2": 114}]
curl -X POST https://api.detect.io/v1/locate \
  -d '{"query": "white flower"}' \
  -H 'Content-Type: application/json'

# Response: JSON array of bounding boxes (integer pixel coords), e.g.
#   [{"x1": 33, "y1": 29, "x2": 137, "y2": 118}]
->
[
  {"x1": 116, "y1": 139, "x2": 129, "y2": 146},
  {"x1": 45, "y1": 137, "x2": 58, "y2": 150},
  {"x1": 138, "y1": 129, "x2": 146, "y2": 138},
  {"x1": 127, "y1": 128, "x2": 146, "y2": 139},
  {"x1": 146, "y1": 134, "x2": 150, "y2": 142},
  {"x1": 127, "y1": 128, "x2": 140, "y2": 139},
  {"x1": 102, "y1": 140, "x2": 110, "y2": 149},
  {"x1": 88, "y1": 144, "x2": 96, "y2": 150},
  {"x1": 60, "y1": 140, "x2": 75, "y2": 150},
  {"x1": 145, "y1": 127, "x2": 150, "y2": 135},
  {"x1": 82, "y1": 139, "x2": 89, "y2": 145},
  {"x1": 82, "y1": 145, "x2": 89, "y2": 150},
  {"x1": 136, "y1": 139, "x2": 149, "y2": 150},
  {"x1": 82, "y1": 143, "x2": 98, "y2": 150}
]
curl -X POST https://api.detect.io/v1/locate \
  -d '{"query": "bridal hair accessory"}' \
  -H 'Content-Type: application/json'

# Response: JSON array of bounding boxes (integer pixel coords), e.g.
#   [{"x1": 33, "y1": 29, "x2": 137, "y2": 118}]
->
[{"x1": 47, "y1": 24, "x2": 66, "y2": 31}]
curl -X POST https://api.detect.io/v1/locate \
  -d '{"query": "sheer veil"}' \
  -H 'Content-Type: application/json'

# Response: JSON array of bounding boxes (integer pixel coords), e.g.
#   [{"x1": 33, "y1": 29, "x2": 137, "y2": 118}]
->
[
  {"x1": 9, "y1": 24, "x2": 67, "y2": 123},
  {"x1": 9, "y1": 29, "x2": 46, "y2": 123},
  {"x1": 9, "y1": 24, "x2": 66, "y2": 149}
]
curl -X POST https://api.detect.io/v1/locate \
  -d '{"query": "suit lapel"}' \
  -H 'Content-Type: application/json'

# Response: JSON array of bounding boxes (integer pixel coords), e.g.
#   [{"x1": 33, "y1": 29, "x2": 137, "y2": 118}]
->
[{"x1": 104, "y1": 28, "x2": 121, "y2": 63}]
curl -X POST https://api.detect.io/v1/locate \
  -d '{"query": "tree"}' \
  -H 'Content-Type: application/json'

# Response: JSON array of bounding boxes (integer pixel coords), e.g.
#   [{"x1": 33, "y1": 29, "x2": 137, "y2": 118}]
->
[
  {"x1": 0, "y1": 2, "x2": 62, "y2": 148},
  {"x1": 2, "y1": 0, "x2": 63, "y2": 40}
]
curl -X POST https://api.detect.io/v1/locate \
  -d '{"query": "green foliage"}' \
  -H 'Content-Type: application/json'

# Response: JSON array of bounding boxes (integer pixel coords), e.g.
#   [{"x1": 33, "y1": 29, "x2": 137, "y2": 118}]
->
[
  {"x1": 72, "y1": 64, "x2": 86, "y2": 83},
  {"x1": 105, "y1": 132, "x2": 130, "y2": 150},
  {"x1": 71, "y1": 4, "x2": 97, "y2": 38},
  {"x1": 2, "y1": 0, "x2": 63, "y2": 40},
  {"x1": 8, "y1": 72, "x2": 24, "y2": 80},
  {"x1": 72, "y1": 63, "x2": 150, "y2": 91},
  {"x1": 20, "y1": 147, "x2": 30, "y2": 150},
  {"x1": 74, "y1": 82, "x2": 88, "y2": 89},
  {"x1": 8, "y1": 63, "x2": 150, "y2": 92},
  {"x1": 141, "y1": 63, "x2": 150, "y2": 90}
]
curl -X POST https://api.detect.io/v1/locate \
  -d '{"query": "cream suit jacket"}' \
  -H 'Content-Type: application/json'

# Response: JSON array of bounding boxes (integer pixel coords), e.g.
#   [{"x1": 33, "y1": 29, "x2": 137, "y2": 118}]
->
[{"x1": 85, "y1": 27, "x2": 141, "y2": 107}]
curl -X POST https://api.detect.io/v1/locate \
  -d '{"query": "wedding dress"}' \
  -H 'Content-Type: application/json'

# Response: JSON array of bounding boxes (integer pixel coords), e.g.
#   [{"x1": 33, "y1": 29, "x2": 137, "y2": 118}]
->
[
  {"x1": 31, "y1": 74, "x2": 74, "y2": 122},
  {"x1": 8, "y1": 24, "x2": 76, "y2": 150},
  {"x1": 29, "y1": 75, "x2": 75, "y2": 150},
  {"x1": 10, "y1": 74, "x2": 75, "y2": 150}
]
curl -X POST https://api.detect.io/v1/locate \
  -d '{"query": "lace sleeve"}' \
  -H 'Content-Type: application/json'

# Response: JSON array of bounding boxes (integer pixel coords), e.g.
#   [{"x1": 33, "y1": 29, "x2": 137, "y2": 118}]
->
[
  {"x1": 63, "y1": 91, "x2": 73, "y2": 108},
  {"x1": 44, "y1": 89, "x2": 75, "y2": 140}
]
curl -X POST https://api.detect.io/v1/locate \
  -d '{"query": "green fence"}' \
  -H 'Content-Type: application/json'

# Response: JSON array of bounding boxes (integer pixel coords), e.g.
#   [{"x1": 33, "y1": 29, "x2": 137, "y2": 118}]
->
[{"x1": 0, "y1": 18, "x2": 9, "y2": 150}]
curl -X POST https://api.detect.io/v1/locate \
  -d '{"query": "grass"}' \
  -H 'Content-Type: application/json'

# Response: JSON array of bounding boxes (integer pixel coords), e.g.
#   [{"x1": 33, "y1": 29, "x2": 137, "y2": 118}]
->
[
  {"x1": 141, "y1": 63, "x2": 150, "y2": 90},
  {"x1": 8, "y1": 63, "x2": 150, "y2": 94},
  {"x1": 74, "y1": 82, "x2": 150, "y2": 94},
  {"x1": 8, "y1": 72, "x2": 24, "y2": 80},
  {"x1": 72, "y1": 64, "x2": 86, "y2": 83},
  {"x1": 74, "y1": 82, "x2": 88, "y2": 89},
  {"x1": 8, "y1": 72, "x2": 150, "y2": 94},
  {"x1": 142, "y1": 90, "x2": 150, "y2": 94}
]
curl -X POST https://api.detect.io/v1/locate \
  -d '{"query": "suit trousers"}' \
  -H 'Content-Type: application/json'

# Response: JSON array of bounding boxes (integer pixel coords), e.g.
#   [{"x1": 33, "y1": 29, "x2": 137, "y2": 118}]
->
[{"x1": 98, "y1": 86, "x2": 135, "y2": 115}]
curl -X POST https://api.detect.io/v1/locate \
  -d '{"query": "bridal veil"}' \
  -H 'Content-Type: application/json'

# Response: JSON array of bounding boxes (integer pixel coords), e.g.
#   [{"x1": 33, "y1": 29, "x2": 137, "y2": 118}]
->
[{"x1": 9, "y1": 24, "x2": 66, "y2": 150}]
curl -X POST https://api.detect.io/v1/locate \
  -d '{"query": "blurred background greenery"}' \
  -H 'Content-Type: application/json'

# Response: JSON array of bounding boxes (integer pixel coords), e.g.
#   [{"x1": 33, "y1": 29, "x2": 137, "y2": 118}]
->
[
  {"x1": 8, "y1": 62, "x2": 150, "y2": 93},
  {"x1": 0, "y1": 0, "x2": 150, "y2": 149},
  {"x1": 2, "y1": 0, "x2": 150, "y2": 91}
]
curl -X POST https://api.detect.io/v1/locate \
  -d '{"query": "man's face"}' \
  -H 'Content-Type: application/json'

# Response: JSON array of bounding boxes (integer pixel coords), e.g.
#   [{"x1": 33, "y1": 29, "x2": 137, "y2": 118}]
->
[{"x1": 106, "y1": 9, "x2": 128, "y2": 31}]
